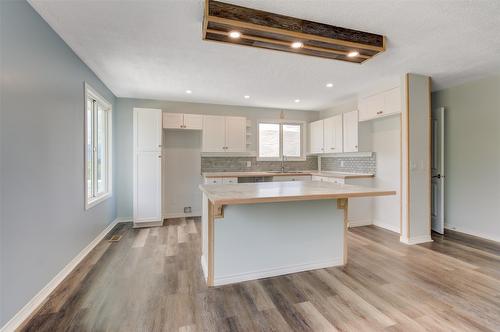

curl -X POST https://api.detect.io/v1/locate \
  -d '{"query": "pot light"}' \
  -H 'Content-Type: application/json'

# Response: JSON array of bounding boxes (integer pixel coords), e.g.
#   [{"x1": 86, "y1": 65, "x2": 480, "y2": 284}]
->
[
  {"x1": 294, "y1": 99, "x2": 301, "y2": 103},
  {"x1": 326, "y1": 83, "x2": 333, "y2": 88},
  {"x1": 291, "y1": 41, "x2": 304, "y2": 49},
  {"x1": 244, "y1": 95, "x2": 250, "y2": 99},
  {"x1": 229, "y1": 31, "x2": 241, "y2": 39},
  {"x1": 185, "y1": 90, "x2": 192, "y2": 94},
  {"x1": 347, "y1": 51, "x2": 359, "y2": 57}
]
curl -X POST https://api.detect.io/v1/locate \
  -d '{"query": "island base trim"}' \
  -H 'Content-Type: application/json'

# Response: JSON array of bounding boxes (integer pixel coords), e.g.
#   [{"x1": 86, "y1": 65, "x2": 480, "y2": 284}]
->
[{"x1": 212, "y1": 258, "x2": 343, "y2": 286}]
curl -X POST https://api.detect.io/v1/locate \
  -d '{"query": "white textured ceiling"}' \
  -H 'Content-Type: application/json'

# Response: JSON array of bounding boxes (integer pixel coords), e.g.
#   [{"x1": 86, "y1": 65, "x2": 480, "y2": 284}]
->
[{"x1": 30, "y1": 0, "x2": 500, "y2": 111}]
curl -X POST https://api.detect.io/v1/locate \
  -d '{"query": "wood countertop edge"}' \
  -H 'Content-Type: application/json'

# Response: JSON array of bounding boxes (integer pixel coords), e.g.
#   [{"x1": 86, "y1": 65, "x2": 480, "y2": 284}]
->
[{"x1": 201, "y1": 190, "x2": 397, "y2": 206}]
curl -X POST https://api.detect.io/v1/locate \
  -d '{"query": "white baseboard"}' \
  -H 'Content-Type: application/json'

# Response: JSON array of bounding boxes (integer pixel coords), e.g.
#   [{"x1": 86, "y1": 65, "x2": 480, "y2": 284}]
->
[
  {"x1": 212, "y1": 258, "x2": 343, "y2": 286},
  {"x1": 444, "y1": 224, "x2": 500, "y2": 243},
  {"x1": 373, "y1": 219, "x2": 400, "y2": 233},
  {"x1": 400, "y1": 234, "x2": 433, "y2": 245},
  {"x1": 200, "y1": 256, "x2": 208, "y2": 280},
  {"x1": 0, "y1": 217, "x2": 127, "y2": 332},
  {"x1": 348, "y1": 219, "x2": 372, "y2": 227},
  {"x1": 163, "y1": 211, "x2": 201, "y2": 219}
]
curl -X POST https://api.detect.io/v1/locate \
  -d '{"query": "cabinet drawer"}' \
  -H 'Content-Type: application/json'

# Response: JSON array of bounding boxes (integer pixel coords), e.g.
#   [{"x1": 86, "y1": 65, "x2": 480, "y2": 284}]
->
[
  {"x1": 325, "y1": 177, "x2": 345, "y2": 184},
  {"x1": 222, "y1": 177, "x2": 238, "y2": 184},
  {"x1": 273, "y1": 175, "x2": 312, "y2": 182},
  {"x1": 204, "y1": 177, "x2": 223, "y2": 185}
]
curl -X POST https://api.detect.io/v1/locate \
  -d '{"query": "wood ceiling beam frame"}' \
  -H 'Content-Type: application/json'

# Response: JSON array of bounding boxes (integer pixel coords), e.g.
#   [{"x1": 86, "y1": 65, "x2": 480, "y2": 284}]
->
[
  {"x1": 206, "y1": 28, "x2": 371, "y2": 59},
  {"x1": 202, "y1": 0, "x2": 386, "y2": 62}
]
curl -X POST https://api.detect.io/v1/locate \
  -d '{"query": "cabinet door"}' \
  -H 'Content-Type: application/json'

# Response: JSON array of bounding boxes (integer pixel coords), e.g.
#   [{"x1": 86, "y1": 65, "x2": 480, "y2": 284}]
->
[
  {"x1": 183, "y1": 114, "x2": 203, "y2": 130},
  {"x1": 202, "y1": 115, "x2": 226, "y2": 152},
  {"x1": 343, "y1": 110, "x2": 359, "y2": 153},
  {"x1": 163, "y1": 112, "x2": 184, "y2": 129},
  {"x1": 133, "y1": 108, "x2": 163, "y2": 224},
  {"x1": 323, "y1": 114, "x2": 343, "y2": 153},
  {"x1": 225, "y1": 116, "x2": 246, "y2": 152},
  {"x1": 309, "y1": 120, "x2": 324, "y2": 154},
  {"x1": 358, "y1": 93, "x2": 384, "y2": 121},
  {"x1": 383, "y1": 87, "x2": 402, "y2": 116}
]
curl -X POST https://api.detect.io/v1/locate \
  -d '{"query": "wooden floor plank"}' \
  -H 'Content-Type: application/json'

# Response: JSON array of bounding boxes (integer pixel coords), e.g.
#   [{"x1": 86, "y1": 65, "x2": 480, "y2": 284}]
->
[{"x1": 20, "y1": 221, "x2": 500, "y2": 332}]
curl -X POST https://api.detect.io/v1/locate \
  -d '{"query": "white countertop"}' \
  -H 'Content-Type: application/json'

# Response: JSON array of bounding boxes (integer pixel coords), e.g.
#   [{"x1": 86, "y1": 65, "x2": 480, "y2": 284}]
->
[
  {"x1": 202, "y1": 170, "x2": 374, "y2": 179},
  {"x1": 199, "y1": 181, "x2": 394, "y2": 205}
]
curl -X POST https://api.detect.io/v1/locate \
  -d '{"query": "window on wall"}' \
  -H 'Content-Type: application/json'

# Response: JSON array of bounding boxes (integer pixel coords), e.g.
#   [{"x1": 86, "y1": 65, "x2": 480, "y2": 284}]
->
[
  {"x1": 258, "y1": 122, "x2": 304, "y2": 160},
  {"x1": 85, "y1": 83, "x2": 112, "y2": 209}
]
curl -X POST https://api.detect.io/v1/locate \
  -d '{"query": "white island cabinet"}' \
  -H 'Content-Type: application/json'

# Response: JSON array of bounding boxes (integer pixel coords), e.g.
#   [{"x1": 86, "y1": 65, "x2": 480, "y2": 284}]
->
[{"x1": 199, "y1": 181, "x2": 395, "y2": 286}]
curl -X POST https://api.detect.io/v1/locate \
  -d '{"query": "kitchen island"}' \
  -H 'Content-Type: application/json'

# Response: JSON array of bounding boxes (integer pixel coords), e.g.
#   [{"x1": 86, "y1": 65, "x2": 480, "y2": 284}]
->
[{"x1": 199, "y1": 181, "x2": 395, "y2": 286}]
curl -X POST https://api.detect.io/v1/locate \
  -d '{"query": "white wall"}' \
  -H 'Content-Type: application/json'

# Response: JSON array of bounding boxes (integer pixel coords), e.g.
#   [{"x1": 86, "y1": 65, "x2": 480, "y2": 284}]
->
[
  {"x1": 401, "y1": 74, "x2": 431, "y2": 243},
  {"x1": 320, "y1": 98, "x2": 402, "y2": 234},
  {"x1": 116, "y1": 98, "x2": 319, "y2": 218},
  {"x1": 432, "y1": 74, "x2": 500, "y2": 242},
  {"x1": 162, "y1": 129, "x2": 203, "y2": 218},
  {"x1": 371, "y1": 116, "x2": 401, "y2": 233}
]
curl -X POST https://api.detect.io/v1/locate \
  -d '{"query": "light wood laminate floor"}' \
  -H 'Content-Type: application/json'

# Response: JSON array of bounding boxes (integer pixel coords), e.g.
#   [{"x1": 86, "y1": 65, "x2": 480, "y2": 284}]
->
[{"x1": 20, "y1": 219, "x2": 500, "y2": 331}]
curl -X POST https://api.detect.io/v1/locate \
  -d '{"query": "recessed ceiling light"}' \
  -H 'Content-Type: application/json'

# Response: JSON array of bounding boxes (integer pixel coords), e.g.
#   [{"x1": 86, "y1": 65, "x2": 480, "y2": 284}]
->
[
  {"x1": 326, "y1": 83, "x2": 334, "y2": 88},
  {"x1": 347, "y1": 51, "x2": 359, "y2": 57},
  {"x1": 291, "y1": 41, "x2": 304, "y2": 49},
  {"x1": 244, "y1": 95, "x2": 250, "y2": 99},
  {"x1": 229, "y1": 31, "x2": 241, "y2": 39},
  {"x1": 185, "y1": 90, "x2": 192, "y2": 94},
  {"x1": 294, "y1": 99, "x2": 301, "y2": 103}
]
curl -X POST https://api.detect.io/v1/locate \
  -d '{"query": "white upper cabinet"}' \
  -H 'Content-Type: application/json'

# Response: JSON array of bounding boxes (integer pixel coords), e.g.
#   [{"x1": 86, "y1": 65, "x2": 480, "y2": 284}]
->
[
  {"x1": 163, "y1": 113, "x2": 202, "y2": 130},
  {"x1": 343, "y1": 110, "x2": 359, "y2": 153},
  {"x1": 203, "y1": 115, "x2": 226, "y2": 152},
  {"x1": 383, "y1": 87, "x2": 402, "y2": 116},
  {"x1": 323, "y1": 114, "x2": 343, "y2": 153},
  {"x1": 202, "y1": 115, "x2": 246, "y2": 153},
  {"x1": 358, "y1": 86, "x2": 402, "y2": 121},
  {"x1": 225, "y1": 116, "x2": 246, "y2": 152},
  {"x1": 309, "y1": 120, "x2": 324, "y2": 154}
]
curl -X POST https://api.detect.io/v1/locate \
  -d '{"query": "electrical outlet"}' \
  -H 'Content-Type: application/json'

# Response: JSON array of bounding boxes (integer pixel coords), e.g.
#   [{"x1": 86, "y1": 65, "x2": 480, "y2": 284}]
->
[
  {"x1": 340, "y1": 160, "x2": 345, "y2": 167},
  {"x1": 246, "y1": 161, "x2": 251, "y2": 167},
  {"x1": 184, "y1": 206, "x2": 192, "y2": 213}
]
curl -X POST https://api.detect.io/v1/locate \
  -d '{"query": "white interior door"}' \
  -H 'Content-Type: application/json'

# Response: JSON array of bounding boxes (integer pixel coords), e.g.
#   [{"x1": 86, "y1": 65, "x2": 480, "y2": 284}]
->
[
  {"x1": 134, "y1": 108, "x2": 163, "y2": 225},
  {"x1": 225, "y1": 116, "x2": 246, "y2": 152},
  {"x1": 431, "y1": 107, "x2": 445, "y2": 234}
]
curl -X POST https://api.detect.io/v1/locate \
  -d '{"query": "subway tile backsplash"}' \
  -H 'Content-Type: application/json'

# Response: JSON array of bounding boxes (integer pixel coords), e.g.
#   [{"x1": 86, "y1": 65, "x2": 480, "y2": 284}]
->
[
  {"x1": 201, "y1": 156, "x2": 318, "y2": 173},
  {"x1": 320, "y1": 154, "x2": 376, "y2": 174}
]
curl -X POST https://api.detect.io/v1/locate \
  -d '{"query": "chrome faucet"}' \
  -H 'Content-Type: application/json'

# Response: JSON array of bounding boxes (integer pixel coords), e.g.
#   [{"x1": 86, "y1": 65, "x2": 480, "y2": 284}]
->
[{"x1": 281, "y1": 154, "x2": 286, "y2": 173}]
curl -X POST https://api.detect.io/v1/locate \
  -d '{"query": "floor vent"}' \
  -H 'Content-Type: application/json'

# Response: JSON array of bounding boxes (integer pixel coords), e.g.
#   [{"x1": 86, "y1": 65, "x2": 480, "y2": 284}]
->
[{"x1": 109, "y1": 235, "x2": 122, "y2": 242}]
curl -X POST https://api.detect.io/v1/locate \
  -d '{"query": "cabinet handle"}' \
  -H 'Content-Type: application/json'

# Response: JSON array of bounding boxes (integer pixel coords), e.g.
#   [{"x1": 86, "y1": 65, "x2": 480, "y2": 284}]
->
[
  {"x1": 158, "y1": 155, "x2": 162, "y2": 158},
  {"x1": 354, "y1": 145, "x2": 358, "y2": 148},
  {"x1": 331, "y1": 147, "x2": 335, "y2": 150}
]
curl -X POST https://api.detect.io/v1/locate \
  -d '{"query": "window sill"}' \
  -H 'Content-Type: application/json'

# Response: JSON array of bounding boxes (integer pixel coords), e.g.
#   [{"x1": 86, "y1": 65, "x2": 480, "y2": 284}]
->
[{"x1": 85, "y1": 192, "x2": 112, "y2": 210}]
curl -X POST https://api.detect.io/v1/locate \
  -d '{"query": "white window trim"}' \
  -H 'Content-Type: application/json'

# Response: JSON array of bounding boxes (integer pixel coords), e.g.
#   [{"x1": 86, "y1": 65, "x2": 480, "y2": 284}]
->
[
  {"x1": 257, "y1": 119, "x2": 307, "y2": 161},
  {"x1": 84, "y1": 82, "x2": 113, "y2": 210}
]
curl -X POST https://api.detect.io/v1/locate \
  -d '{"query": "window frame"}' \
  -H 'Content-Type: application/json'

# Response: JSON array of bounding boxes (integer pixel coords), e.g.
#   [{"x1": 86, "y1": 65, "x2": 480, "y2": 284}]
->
[
  {"x1": 257, "y1": 119, "x2": 306, "y2": 161},
  {"x1": 84, "y1": 82, "x2": 113, "y2": 210}
]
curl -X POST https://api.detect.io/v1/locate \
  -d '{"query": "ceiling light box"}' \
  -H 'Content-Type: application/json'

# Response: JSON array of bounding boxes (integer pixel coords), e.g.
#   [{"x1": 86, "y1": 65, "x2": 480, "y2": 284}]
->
[{"x1": 202, "y1": 0, "x2": 386, "y2": 63}]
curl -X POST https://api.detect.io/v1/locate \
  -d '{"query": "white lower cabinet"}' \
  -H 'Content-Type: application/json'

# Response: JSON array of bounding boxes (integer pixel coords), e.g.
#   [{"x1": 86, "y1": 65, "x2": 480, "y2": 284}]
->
[
  {"x1": 272, "y1": 175, "x2": 312, "y2": 182},
  {"x1": 222, "y1": 177, "x2": 238, "y2": 184},
  {"x1": 204, "y1": 177, "x2": 223, "y2": 185}
]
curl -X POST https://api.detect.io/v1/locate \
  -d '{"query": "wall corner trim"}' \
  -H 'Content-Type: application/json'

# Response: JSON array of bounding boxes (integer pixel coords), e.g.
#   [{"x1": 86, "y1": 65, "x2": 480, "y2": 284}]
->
[
  {"x1": 0, "y1": 218, "x2": 130, "y2": 332},
  {"x1": 399, "y1": 235, "x2": 433, "y2": 245}
]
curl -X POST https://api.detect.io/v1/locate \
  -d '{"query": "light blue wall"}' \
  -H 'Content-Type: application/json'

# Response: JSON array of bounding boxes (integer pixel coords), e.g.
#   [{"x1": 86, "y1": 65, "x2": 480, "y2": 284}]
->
[
  {"x1": 0, "y1": 1, "x2": 117, "y2": 325},
  {"x1": 432, "y1": 74, "x2": 500, "y2": 241}
]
